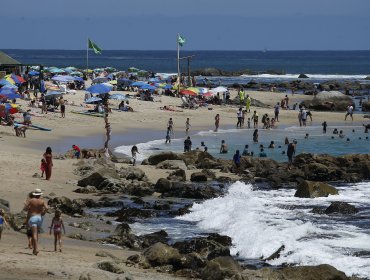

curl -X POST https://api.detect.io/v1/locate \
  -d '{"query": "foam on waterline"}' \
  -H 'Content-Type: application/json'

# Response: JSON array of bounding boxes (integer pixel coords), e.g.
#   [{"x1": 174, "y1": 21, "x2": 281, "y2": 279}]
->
[
  {"x1": 114, "y1": 138, "x2": 182, "y2": 161},
  {"x1": 178, "y1": 181, "x2": 370, "y2": 278}
]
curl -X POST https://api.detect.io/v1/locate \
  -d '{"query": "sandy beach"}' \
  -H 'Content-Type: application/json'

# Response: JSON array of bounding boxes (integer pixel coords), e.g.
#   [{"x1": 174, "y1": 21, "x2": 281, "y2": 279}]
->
[{"x1": 0, "y1": 84, "x2": 367, "y2": 279}]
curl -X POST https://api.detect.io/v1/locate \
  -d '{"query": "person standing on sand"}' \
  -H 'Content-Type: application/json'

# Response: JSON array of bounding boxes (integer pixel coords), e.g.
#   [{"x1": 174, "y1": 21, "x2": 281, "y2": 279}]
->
[
  {"x1": 245, "y1": 95, "x2": 251, "y2": 113},
  {"x1": 43, "y1": 147, "x2": 53, "y2": 180},
  {"x1": 185, "y1": 118, "x2": 191, "y2": 134},
  {"x1": 49, "y1": 210, "x2": 66, "y2": 252},
  {"x1": 25, "y1": 189, "x2": 48, "y2": 255},
  {"x1": 345, "y1": 104, "x2": 354, "y2": 121},
  {"x1": 40, "y1": 93, "x2": 47, "y2": 114},
  {"x1": 251, "y1": 111, "x2": 258, "y2": 128},
  {"x1": 236, "y1": 108, "x2": 243, "y2": 128},
  {"x1": 274, "y1": 102, "x2": 280, "y2": 122},
  {"x1": 59, "y1": 97, "x2": 65, "y2": 118},
  {"x1": 238, "y1": 88, "x2": 245, "y2": 105},
  {"x1": 298, "y1": 109, "x2": 302, "y2": 127},
  {"x1": 72, "y1": 145, "x2": 81, "y2": 159},
  {"x1": 131, "y1": 145, "x2": 139, "y2": 166},
  {"x1": 215, "y1": 114, "x2": 220, "y2": 131}
]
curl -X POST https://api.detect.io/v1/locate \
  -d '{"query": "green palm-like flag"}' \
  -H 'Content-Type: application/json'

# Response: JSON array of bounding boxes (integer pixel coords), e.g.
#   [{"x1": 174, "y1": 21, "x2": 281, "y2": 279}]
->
[
  {"x1": 178, "y1": 34, "x2": 186, "y2": 47},
  {"x1": 88, "y1": 38, "x2": 102, "y2": 54}
]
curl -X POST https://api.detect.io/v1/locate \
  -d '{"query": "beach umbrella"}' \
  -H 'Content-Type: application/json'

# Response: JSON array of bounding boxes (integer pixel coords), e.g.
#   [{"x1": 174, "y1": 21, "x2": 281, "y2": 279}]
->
[
  {"x1": 5, "y1": 74, "x2": 26, "y2": 85},
  {"x1": 101, "y1": 83, "x2": 114, "y2": 89},
  {"x1": 49, "y1": 68, "x2": 65, "y2": 74},
  {"x1": 163, "y1": 84, "x2": 173, "y2": 89},
  {"x1": 0, "y1": 93, "x2": 21, "y2": 99},
  {"x1": 149, "y1": 78, "x2": 161, "y2": 83},
  {"x1": 70, "y1": 71, "x2": 83, "y2": 77},
  {"x1": 65, "y1": 66, "x2": 77, "y2": 71},
  {"x1": 180, "y1": 89, "x2": 198, "y2": 96},
  {"x1": 92, "y1": 77, "x2": 109, "y2": 83},
  {"x1": 1, "y1": 103, "x2": 19, "y2": 114},
  {"x1": 45, "y1": 91, "x2": 63, "y2": 99},
  {"x1": 52, "y1": 75, "x2": 75, "y2": 82},
  {"x1": 63, "y1": 68, "x2": 73, "y2": 73},
  {"x1": 109, "y1": 93, "x2": 128, "y2": 100},
  {"x1": 0, "y1": 79, "x2": 13, "y2": 86},
  {"x1": 210, "y1": 86, "x2": 228, "y2": 93},
  {"x1": 28, "y1": 71, "x2": 40, "y2": 76},
  {"x1": 85, "y1": 96, "x2": 102, "y2": 104},
  {"x1": 105, "y1": 67, "x2": 116, "y2": 73},
  {"x1": 2, "y1": 84, "x2": 18, "y2": 89},
  {"x1": 201, "y1": 92, "x2": 214, "y2": 97},
  {"x1": 73, "y1": 77, "x2": 84, "y2": 82},
  {"x1": 109, "y1": 80, "x2": 117, "y2": 85},
  {"x1": 0, "y1": 88, "x2": 17, "y2": 95},
  {"x1": 86, "y1": 84, "x2": 111, "y2": 94},
  {"x1": 186, "y1": 87, "x2": 200, "y2": 94},
  {"x1": 140, "y1": 84, "x2": 157, "y2": 90},
  {"x1": 128, "y1": 67, "x2": 139, "y2": 73},
  {"x1": 131, "y1": 81, "x2": 147, "y2": 87}
]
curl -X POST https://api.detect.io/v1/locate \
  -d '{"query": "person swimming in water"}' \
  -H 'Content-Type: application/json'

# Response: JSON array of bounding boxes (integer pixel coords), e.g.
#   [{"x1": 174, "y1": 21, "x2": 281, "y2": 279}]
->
[{"x1": 220, "y1": 140, "x2": 228, "y2": 154}]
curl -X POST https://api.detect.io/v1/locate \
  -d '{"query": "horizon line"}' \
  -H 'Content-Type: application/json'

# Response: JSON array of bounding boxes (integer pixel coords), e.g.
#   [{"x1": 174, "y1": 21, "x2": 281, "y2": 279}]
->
[{"x1": 2, "y1": 48, "x2": 370, "y2": 52}]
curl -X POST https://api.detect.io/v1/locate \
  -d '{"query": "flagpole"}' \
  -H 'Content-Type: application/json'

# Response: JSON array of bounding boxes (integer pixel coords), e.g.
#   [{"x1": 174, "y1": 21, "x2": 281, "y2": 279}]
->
[
  {"x1": 86, "y1": 38, "x2": 89, "y2": 77},
  {"x1": 177, "y1": 33, "x2": 180, "y2": 96}
]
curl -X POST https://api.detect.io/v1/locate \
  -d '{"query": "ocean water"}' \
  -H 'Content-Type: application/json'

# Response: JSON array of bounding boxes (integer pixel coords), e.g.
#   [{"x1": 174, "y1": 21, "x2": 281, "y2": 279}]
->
[
  {"x1": 114, "y1": 124, "x2": 370, "y2": 163},
  {"x1": 179, "y1": 181, "x2": 370, "y2": 278},
  {"x1": 4, "y1": 49, "x2": 370, "y2": 76}
]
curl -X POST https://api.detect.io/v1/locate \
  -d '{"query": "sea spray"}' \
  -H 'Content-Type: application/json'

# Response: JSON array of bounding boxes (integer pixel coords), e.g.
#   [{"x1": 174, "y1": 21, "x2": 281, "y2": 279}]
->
[{"x1": 178, "y1": 181, "x2": 370, "y2": 278}]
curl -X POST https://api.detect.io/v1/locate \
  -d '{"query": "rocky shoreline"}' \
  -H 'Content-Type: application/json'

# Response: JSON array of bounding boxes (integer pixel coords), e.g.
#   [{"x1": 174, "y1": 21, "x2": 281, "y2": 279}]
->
[{"x1": 3, "y1": 150, "x2": 368, "y2": 279}]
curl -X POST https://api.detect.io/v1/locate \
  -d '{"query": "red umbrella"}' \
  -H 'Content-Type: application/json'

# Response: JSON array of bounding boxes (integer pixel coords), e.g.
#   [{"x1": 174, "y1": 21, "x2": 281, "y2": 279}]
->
[
  {"x1": 180, "y1": 89, "x2": 198, "y2": 96},
  {"x1": 202, "y1": 92, "x2": 214, "y2": 97}
]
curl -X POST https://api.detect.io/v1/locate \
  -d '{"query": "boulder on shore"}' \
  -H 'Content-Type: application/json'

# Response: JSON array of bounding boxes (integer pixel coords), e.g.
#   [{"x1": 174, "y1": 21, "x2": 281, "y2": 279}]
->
[
  {"x1": 298, "y1": 73, "x2": 309, "y2": 78},
  {"x1": 143, "y1": 242, "x2": 182, "y2": 267},
  {"x1": 190, "y1": 172, "x2": 208, "y2": 182},
  {"x1": 294, "y1": 180, "x2": 338, "y2": 198},
  {"x1": 201, "y1": 256, "x2": 242, "y2": 280}
]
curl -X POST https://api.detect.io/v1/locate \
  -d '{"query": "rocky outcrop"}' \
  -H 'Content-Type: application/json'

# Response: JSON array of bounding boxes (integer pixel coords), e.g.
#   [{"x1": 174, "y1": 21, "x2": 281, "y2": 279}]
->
[
  {"x1": 294, "y1": 180, "x2": 338, "y2": 198},
  {"x1": 77, "y1": 168, "x2": 119, "y2": 188},
  {"x1": 241, "y1": 264, "x2": 350, "y2": 280},
  {"x1": 167, "y1": 169, "x2": 186, "y2": 181},
  {"x1": 48, "y1": 197, "x2": 84, "y2": 216},
  {"x1": 106, "y1": 207, "x2": 156, "y2": 223},
  {"x1": 190, "y1": 172, "x2": 208, "y2": 182},
  {"x1": 298, "y1": 73, "x2": 309, "y2": 78},
  {"x1": 202, "y1": 256, "x2": 242, "y2": 280},
  {"x1": 300, "y1": 96, "x2": 353, "y2": 111},
  {"x1": 325, "y1": 202, "x2": 359, "y2": 215},
  {"x1": 143, "y1": 242, "x2": 182, "y2": 268},
  {"x1": 157, "y1": 160, "x2": 187, "y2": 170}
]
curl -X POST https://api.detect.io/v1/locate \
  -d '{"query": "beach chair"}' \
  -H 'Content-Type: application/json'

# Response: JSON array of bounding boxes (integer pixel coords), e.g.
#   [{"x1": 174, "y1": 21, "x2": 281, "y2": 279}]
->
[{"x1": 181, "y1": 96, "x2": 190, "y2": 108}]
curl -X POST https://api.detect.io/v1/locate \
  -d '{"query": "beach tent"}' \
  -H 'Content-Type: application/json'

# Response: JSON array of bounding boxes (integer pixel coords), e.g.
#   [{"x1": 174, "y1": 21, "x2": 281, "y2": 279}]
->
[{"x1": 86, "y1": 84, "x2": 111, "y2": 94}]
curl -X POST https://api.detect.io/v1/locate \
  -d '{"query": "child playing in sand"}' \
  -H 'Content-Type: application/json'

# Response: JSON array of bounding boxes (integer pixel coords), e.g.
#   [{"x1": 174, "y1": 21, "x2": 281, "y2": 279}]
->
[
  {"x1": 40, "y1": 159, "x2": 47, "y2": 178},
  {"x1": 49, "y1": 210, "x2": 66, "y2": 252},
  {"x1": 0, "y1": 209, "x2": 10, "y2": 240}
]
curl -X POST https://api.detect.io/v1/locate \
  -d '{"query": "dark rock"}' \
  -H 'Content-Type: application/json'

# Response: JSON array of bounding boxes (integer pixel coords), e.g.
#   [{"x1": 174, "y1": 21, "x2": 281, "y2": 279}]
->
[
  {"x1": 74, "y1": 186, "x2": 98, "y2": 194},
  {"x1": 241, "y1": 264, "x2": 350, "y2": 280},
  {"x1": 77, "y1": 168, "x2": 119, "y2": 187},
  {"x1": 96, "y1": 261, "x2": 125, "y2": 274},
  {"x1": 311, "y1": 206, "x2": 326, "y2": 214},
  {"x1": 0, "y1": 198, "x2": 10, "y2": 208},
  {"x1": 154, "y1": 178, "x2": 172, "y2": 193},
  {"x1": 146, "y1": 152, "x2": 181, "y2": 165},
  {"x1": 294, "y1": 180, "x2": 338, "y2": 198},
  {"x1": 190, "y1": 172, "x2": 208, "y2": 182},
  {"x1": 173, "y1": 235, "x2": 231, "y2": 260},
  {"x1": 143, "y1": 242, "x2": 182, "y2": 267},
  {"x1": 157, "y1": 160, "x2": 187, "y2": 170},
  {"x1": 152, "y1": 201, "x2": 171, "y2": 210},
  {"x1": 106, "y1": 207, "x2": 156, "y2": 223},
  {"x1": 325, "y1": 202, "x2": 359, "y2": 215},
  {"x1": 263, "y1": 245, "x2": 285, "y2": 261},
  {"x1": 118, "y1": 166, "x2": 146, "y2": 181},
  {"x1": 300, "y1": 96, "x2": 352, "y2": 111},
  {"x1": 48, "y1": 197, "x2": 84, "y2": 215},
  {"x1": 167, "y1": 169, "x2": 186, "y2": 182},
  {"x1": 104, "y1": 223, "x2": 142, "y2": 249},
  {"x1": 161, "y1": 182, "x2": 222, "y2": 199},
  {"x1": 362, "y1": 101, "x2": 370, "y2": 112},
  {"x1": 8, "y1": 212, "x2": 27, "y2": 231},
  {"x1": 68, "y1": 233, "x2": 86, "y2": 240},
  {"x1": 201, "y1": 256, "x2": 242, "y2": 280},
  {"x1": 170, "y1": 204, "x2": 193, "y2": 216},
  {"x1": 201, "y1": 169, "x2": 216, "y2": 180},
  {"x1": 141, "y1": 230, "x2": 169, "y2": 247},
  {"x1": 298, "y1": 73, "x2": 309, "y2": 79}
]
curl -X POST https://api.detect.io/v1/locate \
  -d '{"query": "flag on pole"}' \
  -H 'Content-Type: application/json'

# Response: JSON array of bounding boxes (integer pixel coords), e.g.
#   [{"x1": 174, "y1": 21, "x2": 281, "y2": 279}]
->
[
  {"x1": 178, "y1": 34, "x2": 186, "y2": 47},
  {"x1": 88, "y1": 38, "x2": 102, "y2": 54}
]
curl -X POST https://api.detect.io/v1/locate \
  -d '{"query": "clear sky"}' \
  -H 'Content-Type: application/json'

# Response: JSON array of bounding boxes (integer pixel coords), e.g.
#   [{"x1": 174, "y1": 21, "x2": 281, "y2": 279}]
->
[{"x1": 1, "y1": 0, "x2": 370, "y2": 50}]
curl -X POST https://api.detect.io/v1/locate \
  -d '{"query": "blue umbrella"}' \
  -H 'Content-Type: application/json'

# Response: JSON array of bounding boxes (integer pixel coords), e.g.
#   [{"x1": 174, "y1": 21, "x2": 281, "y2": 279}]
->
[
  {"x1": 0, "y1": 88, "x2": 17, "y2": 95},
  {"x1": 149, "y1": 78, "x2": 161, "y2": 83},
  {"x1": 85, "y1": 97, "x2": 103, "y2": 104},
  {"x1": 1, "y1": 93, "x2": 21, "y2": 99},
  {"x1": 164, "y1": 84, "x2": 173, "y2": 89},
  {"x1": 131, "y1": 81, "x2": 147, "y2": 87},
  {"x1": 2, "y1": 84, "x2": 18, "y2": 89},
  {"x1": 93, "y1": 77, "x2": 109, "y2": 83},
  {"x1": 73, "y1": 77, "x2": 84, "y2": 82},
  {"x1": 0, "y1": 79, "x2": 12, "y2": 86},
  {"x1": 140, "y1": 84, "x2": 157, "y2": 90},
  {"x1": 28, "y1": 71, "x2": 40, "y2": 76},
  {"x1": 52, "y1": 75, "x2": 75, "y2": 82},
  {"x1": 87, "y1": 84, "x2": 111, "y2": 94},
  {"x1": 109, "y1": 93, "x2": 128, "y2": 100}
]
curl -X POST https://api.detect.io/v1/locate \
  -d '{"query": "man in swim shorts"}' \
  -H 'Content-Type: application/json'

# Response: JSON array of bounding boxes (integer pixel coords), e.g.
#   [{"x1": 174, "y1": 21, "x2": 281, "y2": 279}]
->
[{"x1": 25, "y1": 189, "x2": 48, "y2": 255}]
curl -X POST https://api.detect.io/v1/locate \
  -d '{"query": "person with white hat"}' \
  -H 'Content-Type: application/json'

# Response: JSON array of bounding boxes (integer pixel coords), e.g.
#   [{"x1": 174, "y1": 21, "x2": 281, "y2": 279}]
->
[{"x1": 25, "y1": 188, "x2": 48, "y2": 256}]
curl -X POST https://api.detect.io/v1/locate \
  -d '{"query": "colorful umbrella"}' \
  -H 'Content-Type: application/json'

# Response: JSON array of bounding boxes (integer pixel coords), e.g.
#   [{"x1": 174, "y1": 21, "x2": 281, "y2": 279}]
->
[
  {"x1": 0, "y1": 88, "x2": 17, "y2": 95},
  {"x1": 2, "y1": 103, "x2": 19, "y2": 114},
  {"x1": 52, "y1": 75, "x2": 75, "y2": 82},
  {"x1": 85, "y1": 97, "x2": 103, "y2": 104},
  {"x1": 180, "y1": 89, "x2": 198, "y2": 96},
  {"x1": 186, "y1": 87, "x2": 200, "y2": 94}
]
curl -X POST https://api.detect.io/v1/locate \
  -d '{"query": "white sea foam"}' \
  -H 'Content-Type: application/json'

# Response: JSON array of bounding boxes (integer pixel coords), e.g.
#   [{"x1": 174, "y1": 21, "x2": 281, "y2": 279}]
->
[
  {"x1": 240, "y1": 73, "x2": 367, "y2": 80},
  {"x1": 178, "y1": 181, "x2": 370, "y2": 278}
]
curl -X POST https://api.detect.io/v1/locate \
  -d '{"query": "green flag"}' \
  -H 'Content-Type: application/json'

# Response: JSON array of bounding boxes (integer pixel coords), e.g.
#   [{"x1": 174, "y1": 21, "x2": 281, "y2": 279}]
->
[
  {"x1": 88, "y1": 38, "x2": 102, "y2": 54},
  {"x1": 178, "y1": 34, "x2": 186, "y2": 47}
]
